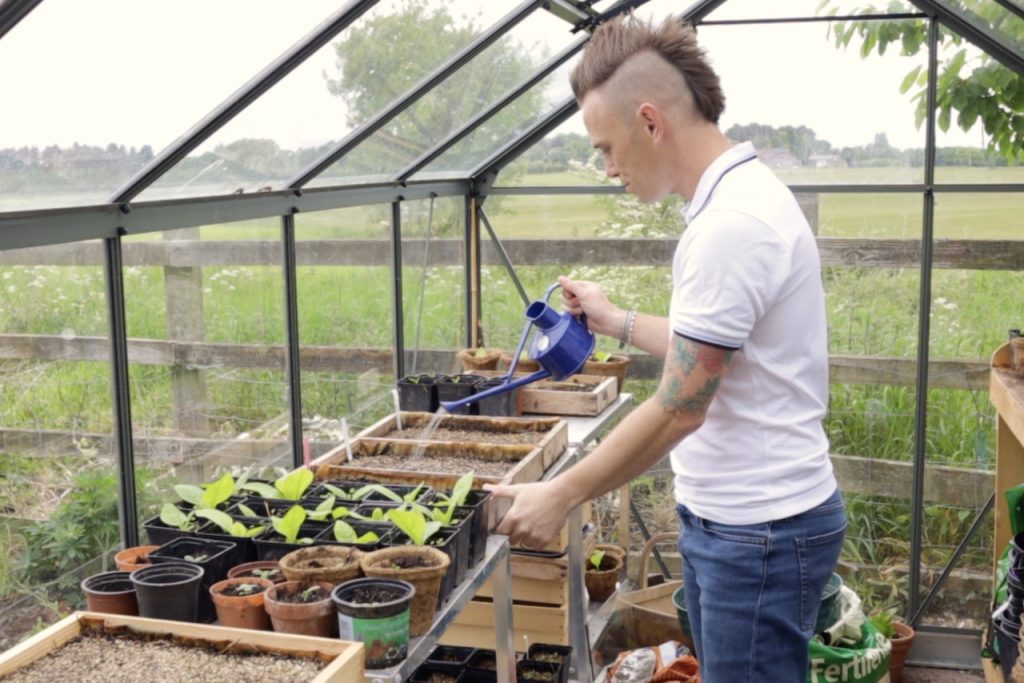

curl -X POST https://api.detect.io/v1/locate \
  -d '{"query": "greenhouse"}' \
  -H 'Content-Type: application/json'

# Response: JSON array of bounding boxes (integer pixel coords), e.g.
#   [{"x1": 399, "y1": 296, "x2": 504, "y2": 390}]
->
[{"x1": 0, "y1": 0, "x2": 1022, "y2": 681}]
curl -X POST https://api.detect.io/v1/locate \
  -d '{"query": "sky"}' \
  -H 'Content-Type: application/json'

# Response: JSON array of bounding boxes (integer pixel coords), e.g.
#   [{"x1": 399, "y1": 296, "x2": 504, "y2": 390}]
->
[{"x1": 0, "y1": 0, "x2": 982, "y2": 154}]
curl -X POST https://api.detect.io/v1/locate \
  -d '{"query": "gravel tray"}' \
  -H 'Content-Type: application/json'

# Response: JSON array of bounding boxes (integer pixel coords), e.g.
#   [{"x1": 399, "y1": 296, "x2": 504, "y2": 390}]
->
[
  {"x1": 385, "y1": 426, "x2": 543, "y2": 445},
  {"x1": 350, "y1": 452, "x2": 516, "y2": 477},
  {"x1": 0, "y1": 631, "x2": 327, "y2": 683}
]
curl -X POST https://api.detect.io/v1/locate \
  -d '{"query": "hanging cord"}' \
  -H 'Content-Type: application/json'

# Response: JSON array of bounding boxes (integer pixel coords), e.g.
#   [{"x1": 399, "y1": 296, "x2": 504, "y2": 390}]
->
[{"x1": 410, "y1": 194, "x2": 435, "y2": 374}]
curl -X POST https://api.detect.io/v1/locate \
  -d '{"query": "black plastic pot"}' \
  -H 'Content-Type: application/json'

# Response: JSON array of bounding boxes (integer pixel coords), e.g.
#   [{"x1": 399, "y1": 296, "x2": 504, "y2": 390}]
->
[
  {"x1": 150, "y1": 537, "x2": 237, "y2": 622},
  {"x1": 461, "y1": 490, "x2": 492, "y2": 567},
  {"x1": 192, "y1": 522, "x2": 260, "y2": 568},
  {"x1": 397, "y1": 374, "x2": 447, "y2": 412},
  {"x1": 387, "y1": 527, "x2": 460, "y2": 605},
  {"x1": 363, "y1": 483, "x2": 435, "y2": 505},
  {"x1": 517, "y1": 661, "x2": 559, "y2": 683},
  {"x1": 332, "y1": 578, "x2": 415, "y2": 670},
  {"x1": 474, "y1": 377, "x2": 520, "y2": 417},
  {"x1": 306, "y1": 480, "x2": 374, "y2": 505},
  {"x1": 428, "y1": 645, "x2": 476, "y2": 667},
  {"x1": 410, "y1": 663, "x2": 464, "y2": 682},
  {"x1": 130, "y1": 561, "x2": 205, "y2": 622},
  {"x1": 466, "y1": 649, "x2": 498, "y2": 680},
  {"x1": 142, "y1": 512, "x2": 199, "y2": 546},
  {"x1": 253, "y1": 523, "x2": 329, "y2": 561},
  {"x1": 315, "y1": 520, "x2": 395, "y2": 552},
  {"x1": 432, "y1": 505, "x2": 480, "y2": 573},
  {"x1": 526, "y1": 644, "x2": 572, "y2": 683},
  {"x1": 435, "y1": 374, "x2": 485, "y2": 415}
]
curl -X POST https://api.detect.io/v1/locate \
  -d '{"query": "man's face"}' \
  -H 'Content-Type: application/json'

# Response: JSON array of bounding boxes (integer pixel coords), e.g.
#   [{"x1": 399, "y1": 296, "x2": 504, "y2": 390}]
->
[{"x1": 581, "y1": 89, "x2": 667, "y2": 203}]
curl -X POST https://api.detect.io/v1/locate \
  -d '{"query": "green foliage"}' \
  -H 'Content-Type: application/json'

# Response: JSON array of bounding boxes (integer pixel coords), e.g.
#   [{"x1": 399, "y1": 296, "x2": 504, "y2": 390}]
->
[
  {"x1": 870, "y1": 610, "x2": 896, "y2": 638},
  {"x1": 387, "y1": 507, "x2": 441, "y2": 545},
  {"x1": 322, "y1": 483, "x2": 373, "y2": 501},
  {"x1": 432, "y1": 471, "x2": 474, "y2": 526},
  {"x1": 270, "y1": 505, "x2": 313, "y2": 545},
  {"x1": 307, "y1": 496, "x2": 336, "y2": 522},
  {"x1": 332, "y1": 520, "x2": 379, "y2": 545},
  {"x1": 174, "y1": 472, "x2": 235, "y2": 509},
  {"x1": 819, "y1": 0, "x2": 1024, "y2": 162},
  {"x1": 197, "y1": 509, "x2": 265, "y2": 538},
  {"x1": 589, "y1": 549, "x2": 606, "y2": 571},
  {"x1": 243, "y1": 468, "x2": 314, "y2": 501},
  {"x1": 591, "y1": 351, "x2": 613, "y2": 363}
]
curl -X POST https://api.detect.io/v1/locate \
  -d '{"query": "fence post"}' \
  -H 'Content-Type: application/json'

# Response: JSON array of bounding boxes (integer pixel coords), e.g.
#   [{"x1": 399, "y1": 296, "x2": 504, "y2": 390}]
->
[
  {"x1": 796, "y1": 193, "x2": 820, "y2": 235},
  {"x1": 163, "y1": 229, "x2": 210, "y2": 435}
]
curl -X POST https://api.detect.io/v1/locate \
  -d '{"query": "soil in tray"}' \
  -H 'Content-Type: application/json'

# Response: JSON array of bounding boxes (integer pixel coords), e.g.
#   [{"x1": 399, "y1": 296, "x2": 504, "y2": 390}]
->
[
  {"x1": 385, "y1": 426, "x2": 544, "y2": 445},
  {"x1": 348, "y1": 584, "x2": 406, "y2": 603},
  {"x1": 349, "y1": 452, "x2": 518, "y2": 477},
  {"x1": 1, "y1": 630, "x2": 327, "y2": 683},
  {"x1": 538, "y1": 382, "x2": 598, "y2": 393}
]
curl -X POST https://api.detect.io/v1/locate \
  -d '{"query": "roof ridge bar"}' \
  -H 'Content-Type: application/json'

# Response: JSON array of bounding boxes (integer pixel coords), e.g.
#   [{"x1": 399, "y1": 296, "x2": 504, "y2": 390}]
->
[
  {"x1": 286, "y1": 0, "x2": 546, "y2": 190},
  {"x1": 394, "y1": 34, "x2": 589, "y2": 182},
  {"x1": 0, "y1": 0, "x2": 43, "y2": 42},
  {"x1": 908, "y1": 0, "x2": 1024, "y2": 76},
  {"x1": 993, "y1": 0, "x2": 1024, "y2": 24},
  {"x1": 108, "y1": 0, "x2": 379, "y2": 205},
  {"x1": 470, "y1": 0, "x2": 729, "y2": 185}
]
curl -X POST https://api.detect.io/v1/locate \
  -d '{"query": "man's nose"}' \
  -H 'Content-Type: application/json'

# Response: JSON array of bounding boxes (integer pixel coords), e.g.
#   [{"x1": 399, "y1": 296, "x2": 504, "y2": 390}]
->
[{"x1": 604, "y1": 157, "x2": 619, "y2": 178}]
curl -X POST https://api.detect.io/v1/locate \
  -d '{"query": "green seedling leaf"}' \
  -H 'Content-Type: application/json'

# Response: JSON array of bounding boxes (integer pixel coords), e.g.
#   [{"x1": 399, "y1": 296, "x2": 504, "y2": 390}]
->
[
  {"x1": 271, "y1": 505, "x2": 308, "y2": 544},
  {"x1": 404, "y1": 482, "x2": 427, "y2": 503},
  {"x1": 184, "y1": 553, "x2": 209, "y2": 563},
  {"x1": 331, "y1": 506, "x2": 352, "y2": 519},
  {"x1": 230, "y1": 521, "x2": 265, "y2": 538},
  {"x1": 275, "y1": 468, "x2": 314, "y2": 501},
  {"x1": 237, "y1": 503, "x2": 259, "y2": 517},
  {"x1": 332, "y1": 520, "x2": 380, "y2": 544},
  {"x1": 159, "y1": 503, "x2": 195, "y2": 531},
  {"x1": 362, "y1": 484, "x2": 402, "y2": 503},
  {"x1": 592, "y1": 351, "x2": 613, "y2": 363},
  {"x1": 387, "y1": 507, "x2": 440, "y2": 545},
  {"x1": 323, "y1": 483, "x2": 361, "y2": 501},
  {"x1": 450, "y1": 471, "x2": 474, "y2": 508},
  {"x1": 307, "y1": 496, "x2": 335, "y2": 522},
  {"x1": 589, "y1": 549, "x2": 606, "y2": 570},
  {"x1": 174, "y1": 484, "x2": 204, "y2": 507},
  {"x1": 474, "y1": 347, "x2": 488, "y2": 359},
  {"x1": 242, "y1": 482, "x2": 280, "y2": 499},
  {"x1": 195, "y1": 508, "x2": 234, "y2": 534},
  {"x1": 201, "y1": 473, "x2": 235, "y2": 509}
]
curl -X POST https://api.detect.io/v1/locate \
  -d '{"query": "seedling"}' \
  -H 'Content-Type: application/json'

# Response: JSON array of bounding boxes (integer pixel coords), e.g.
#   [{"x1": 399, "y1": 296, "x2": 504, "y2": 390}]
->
[
  {"x1": 299, "y1": 585, "x2": 322, "y2": 602},
  {"x1": 242, "y1": 468, "x2": 314, "y2": 501},
  {"x1": 306, "y1": 495, "x2": 336, "y2": 522},
  {"x1": 473, "y1": 347, "x2": 489, "y2": 359},
  {"x1": 270, "y1": 505, "x2": 314, "y2": 545},
  {"x1": 362, "y1": 482, "x2": 427, "y2": 504},
  {"x1": 592, "y1": 351, "x2": 614, "y2": 363},
  {"x1": 158, "y1": 503, "x2": 200, "y2": 531},
  {"x1": 332, "y1": 520, "x2": 380, "y2": 545},
  {"x1": 431, "y1": 471, "x2": 473, "y2": 526},
  {"x1": 184, "y1": 553, "x2": 209, "y2": 563},
  {"x1": 251, "y1": 568, "x2": 280, "y2": 581},
  {"x1": 174, "y1": 472, "x2": 236, "y2": 510},
  {"x1": 870, "y1": 610, "x2": 896, "y2": 639},
  {"x1": 235, "y1": 503, "x2": 260, "y2": 517},
  {"x1": 387, "y1": 507, "x2": 441, "y2": 545},
  {"x1": 198, "y1": 508, "x2": 266, "y2": 538},
  {"x1": 322, "y1": 483, "x2": 375, "y2": 502},
  {"x1": 588, "y1": 549, "x2": 606, "y2": 570},
  {"x1": 350, "y1": 506, "x2": 389, "y2": 522},
  {"x1": 230, "y1": 582, "x2": 262, "y2": 595}
]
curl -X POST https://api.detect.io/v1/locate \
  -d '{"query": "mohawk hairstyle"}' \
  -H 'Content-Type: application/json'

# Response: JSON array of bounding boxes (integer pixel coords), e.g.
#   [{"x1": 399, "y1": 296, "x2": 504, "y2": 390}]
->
[{"x1": 570, "y1": 14, "x2": 725, "y2": 124}]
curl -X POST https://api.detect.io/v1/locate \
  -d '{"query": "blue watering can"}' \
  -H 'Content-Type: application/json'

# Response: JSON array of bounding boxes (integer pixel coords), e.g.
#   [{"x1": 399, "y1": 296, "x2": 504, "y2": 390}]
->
[{"x1": 440, "y1": 282, "x2": 595, "y2": 413}]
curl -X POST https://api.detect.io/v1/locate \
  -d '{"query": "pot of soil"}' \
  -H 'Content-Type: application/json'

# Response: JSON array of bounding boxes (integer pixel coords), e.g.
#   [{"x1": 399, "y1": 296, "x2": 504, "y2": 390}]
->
[
  {"x1": 467, "y1": 649, "x2": 497, "y2": 676},
  {"x1": 585, "y1": 544, "x2": 624, "y2": 602},
  {"x1": 316, "y1": 519, "x2": 394, "y2": 552},
  {"x1": 386, "y1": 527, "x2": 460, "y2": 606},
  {"x1": 193, "y1": 520, "x2": 262, "y2": 569},
  {"x1": 360, "y1": 545, "x2": 450, "y2": 637},
  {"x1": 396, "y1": 374, "x2": 447, "y2": 412},
  {"x1": 279, "y1": 545, "x2": 363, "y2": 585},
  {"x1": 458, "y1": 347, "x2": 502, "y2": 372},
  {"x1": 332, "y1": 577, "x2": 415, "y2": 670},
  {"x1": 427, "y1": 644, "x2": 475, "y2": 667},
  {"x1": 210, "y1": 577, "x2": 273, "y2": 630},
  {"x1": 114, "y1": 544, "x2": 161, "y2": 572},
  {"x1": 227, "y1": 560, "x2": 286, "y2": 584},
  {"x1": 888, "y1": 620, "x2": 916, "y2": 683},
  {"x1": 518, "y1": 661, "x2": 559, "y2": 682},
  {"x1": 462, "y1": 490, "x2": 493, "y2": 566},
  {"x1": 526, "y1": 644, "x2": 572, "y2": 683},
  {"x1": 149, "y1": 536, "x2": 237, "y2": 623},
  {"x1": 264, "y1": 580, "x2": 336, "y2": 637},
  {"x1": 583, "y1": 352, "x2": 630, "y2": 391},
  {"x1": 81, "y1": 571, "x2": 138, "y2": 616},
  {"x1": 142, "y1": 510, "x2": 200, "y2": 546},
  {"x1": 252, "y1": 522, "x2": 328, "y2": 561},
  {"x1": 474, "y1": 377, "x2": 520, "y2": 417},
  {"x1": 410, "y1": 663, "x2": 464, "y2": 682},
  {"x1": 130, "y1": 561, "x2": 204, "y2": 622},
  {"x1": 435, "y1": 374, "x2": 485, "y2": 416}
]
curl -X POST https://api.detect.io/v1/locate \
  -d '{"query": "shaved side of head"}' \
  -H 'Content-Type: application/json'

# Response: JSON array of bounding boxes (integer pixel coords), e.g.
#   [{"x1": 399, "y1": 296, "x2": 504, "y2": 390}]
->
[{"x1": 599, "y1": 50, "x2": 699, "y2": 124}]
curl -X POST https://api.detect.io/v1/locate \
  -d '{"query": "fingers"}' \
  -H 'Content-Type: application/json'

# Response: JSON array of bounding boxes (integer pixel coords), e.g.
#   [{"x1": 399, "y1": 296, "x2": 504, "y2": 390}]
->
[{"x1": 483, "y1": 483, "x2": 518, "y2": 499}]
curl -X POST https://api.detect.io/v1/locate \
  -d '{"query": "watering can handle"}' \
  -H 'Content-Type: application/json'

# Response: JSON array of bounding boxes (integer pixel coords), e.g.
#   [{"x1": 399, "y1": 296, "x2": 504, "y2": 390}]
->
[{"x1": 544, "y1": 282, "x2": 589, "y2": 332}]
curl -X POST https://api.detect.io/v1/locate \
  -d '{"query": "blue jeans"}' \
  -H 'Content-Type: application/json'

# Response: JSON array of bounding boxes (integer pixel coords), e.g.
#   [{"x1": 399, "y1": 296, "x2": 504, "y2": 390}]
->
[{"x1": 676, "y1": 488, "x2": 846, "y2": 683}]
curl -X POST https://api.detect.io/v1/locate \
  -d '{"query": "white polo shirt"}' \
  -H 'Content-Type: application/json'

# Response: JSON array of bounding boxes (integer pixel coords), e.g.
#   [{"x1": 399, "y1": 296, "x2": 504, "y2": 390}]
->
[{"x1": 669, "y1": 142, "x2": 836, "y2": 525}]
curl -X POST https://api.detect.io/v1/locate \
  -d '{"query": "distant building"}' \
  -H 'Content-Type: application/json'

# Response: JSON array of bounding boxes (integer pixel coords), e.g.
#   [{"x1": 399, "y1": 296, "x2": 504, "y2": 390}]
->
[
  {"x1": 759, "y1": 148, "x2": 803, "y2": 169},
  {"x1": 808, "y1": 153, "x2": 848, "y2": 169}
]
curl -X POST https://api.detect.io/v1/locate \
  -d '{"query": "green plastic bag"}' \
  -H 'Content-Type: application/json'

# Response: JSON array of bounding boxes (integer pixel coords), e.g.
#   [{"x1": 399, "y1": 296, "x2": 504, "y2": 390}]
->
[{"x1": 808, "y1": 620, "x2": 892, "y2": 683}]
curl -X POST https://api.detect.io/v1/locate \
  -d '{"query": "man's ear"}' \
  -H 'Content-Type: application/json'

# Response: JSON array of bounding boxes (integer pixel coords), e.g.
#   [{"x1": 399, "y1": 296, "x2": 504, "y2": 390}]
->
[{"x1": 636, "y1": 103, "x2": 663, "y2": 141}]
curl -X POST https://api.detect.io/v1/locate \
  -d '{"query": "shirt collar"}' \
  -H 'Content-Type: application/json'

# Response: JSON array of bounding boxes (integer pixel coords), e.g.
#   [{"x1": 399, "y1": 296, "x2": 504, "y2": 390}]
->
[{"x1": 683, "y1": 141, "x2": 758, "y2": 223}]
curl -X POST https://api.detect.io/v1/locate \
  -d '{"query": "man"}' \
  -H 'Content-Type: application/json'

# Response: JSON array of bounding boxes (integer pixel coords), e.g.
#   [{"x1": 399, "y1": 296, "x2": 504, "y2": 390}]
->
[{"x1": 485, "y1": 13, "x2": 846, "y2": 683}]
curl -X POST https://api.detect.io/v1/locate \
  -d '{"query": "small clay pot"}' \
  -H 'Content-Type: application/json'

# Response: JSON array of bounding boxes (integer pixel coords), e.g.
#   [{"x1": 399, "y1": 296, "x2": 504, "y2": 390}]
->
[
  {"x1": 360, "y1": 545, "x2": 450, "y2": 637},
  {"x1": 227, "y1": 560, "x2": 286, "y2": 584},
  {"x1": 210, "y1": 577, "x2": 273, "y2": 630},
  {"x1": 457, "y1": 348, "x2": 502, "y2": 371},
  {"x1": 114, "y1": 545, "x2": 160, "y2": 572},
  {"x1": 583, "y1": 353, "x2": 630, "y2": 391},
  {"x1": 585, "y1": 544, "x2": 625, "y2": 602},
  {"x1": 264, "y1": 580, "x2": 336, "y2": 637},
  {"x1": 81, "y1": 571, "x2": 138, "y2": 615},
  {"x1": 279, "y1": 545, "x2": 362, "y2": 584}
]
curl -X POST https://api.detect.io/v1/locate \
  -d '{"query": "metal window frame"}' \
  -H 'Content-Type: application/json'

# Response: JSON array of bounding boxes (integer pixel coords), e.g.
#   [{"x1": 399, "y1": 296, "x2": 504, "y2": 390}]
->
[
  {"x1": 909, "y1": 0, "x2": 1024, "y2": 76},
  {"x1": 0, "y1": 0, "x2": 43, "y2": 42}
]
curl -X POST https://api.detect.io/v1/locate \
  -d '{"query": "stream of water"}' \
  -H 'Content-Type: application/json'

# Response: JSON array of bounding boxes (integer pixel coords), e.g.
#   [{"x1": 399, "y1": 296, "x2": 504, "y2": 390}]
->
[{"x1": 409, "y1": 406, "x2": 449, "y2": 460}]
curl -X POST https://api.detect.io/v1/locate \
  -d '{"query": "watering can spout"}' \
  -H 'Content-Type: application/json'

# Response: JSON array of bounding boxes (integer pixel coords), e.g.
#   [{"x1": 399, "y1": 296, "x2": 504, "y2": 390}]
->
[{"x1": 440, "y1": 369, "x2": 550, "y2": 413}]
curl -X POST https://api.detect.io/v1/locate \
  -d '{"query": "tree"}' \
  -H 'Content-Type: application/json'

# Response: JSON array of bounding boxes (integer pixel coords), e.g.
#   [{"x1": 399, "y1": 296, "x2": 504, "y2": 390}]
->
[{"x1": 819, "y1": 0, "x2": 1024, "y2": 162}]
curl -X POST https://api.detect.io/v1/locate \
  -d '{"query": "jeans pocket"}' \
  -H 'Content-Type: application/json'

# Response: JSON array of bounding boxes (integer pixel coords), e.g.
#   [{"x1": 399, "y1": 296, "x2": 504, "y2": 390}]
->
[
  {"x1": 796, "y1": 522, "x2": 847, "y2": 632},
  {"x1": 698, "y1": 517, "x2": 769, "y2": 545}
]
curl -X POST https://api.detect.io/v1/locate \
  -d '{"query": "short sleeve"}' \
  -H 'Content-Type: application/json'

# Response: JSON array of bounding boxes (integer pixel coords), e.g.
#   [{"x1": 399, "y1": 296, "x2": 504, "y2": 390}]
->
[{"x1": 670, "y1": 209, "x2": 790, "y2": 349}]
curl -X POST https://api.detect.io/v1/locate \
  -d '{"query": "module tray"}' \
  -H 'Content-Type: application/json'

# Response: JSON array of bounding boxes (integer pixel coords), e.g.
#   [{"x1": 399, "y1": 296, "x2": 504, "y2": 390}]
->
[{"x1": 478, "y1": 371, "x2": 618, "y2": 416}]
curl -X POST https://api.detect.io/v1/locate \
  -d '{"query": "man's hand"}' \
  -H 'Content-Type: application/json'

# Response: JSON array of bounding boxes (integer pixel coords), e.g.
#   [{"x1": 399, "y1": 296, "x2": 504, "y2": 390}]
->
[
  {"x1": 558, "y1": 275, "x2": 622, "y2": 339},
  {"x1": 483, "y1": 480, "x2": 572, "y2": 549}
]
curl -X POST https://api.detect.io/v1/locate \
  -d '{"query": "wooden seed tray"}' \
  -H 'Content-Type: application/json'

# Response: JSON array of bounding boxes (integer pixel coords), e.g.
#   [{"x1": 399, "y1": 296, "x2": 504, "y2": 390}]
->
[
  {"x1": 478, "y1": 371, "x2": 618, "y2": 416},
  {"x1": 0, "y1": 612, "x2": 364, "y2": 682}
]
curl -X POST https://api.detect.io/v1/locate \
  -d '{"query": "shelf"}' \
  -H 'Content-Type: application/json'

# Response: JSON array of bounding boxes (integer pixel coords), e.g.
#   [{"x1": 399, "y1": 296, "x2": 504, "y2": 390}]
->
[{"x1": 991, "y1": 367, "x2": 1024, "y2": 447}]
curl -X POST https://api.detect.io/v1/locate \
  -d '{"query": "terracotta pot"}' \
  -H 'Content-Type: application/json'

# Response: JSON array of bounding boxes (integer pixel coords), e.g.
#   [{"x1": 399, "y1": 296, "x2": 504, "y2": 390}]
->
[
  {"x1": 114, "y1": 545, "x2": 160, "y2": 572},
  {"x1": 210, "y1": 577, "x2": 273, "y2": 630},
  {"x1": 583, "y1": 353, "x2": 630, "y2": 391},
  {"x1": 81, "y1": 571, "x2": 138, "y2": 615},
  {"x1": 888, "y1": 621, "x2": 916, "y2": 683},
  {"x1": 360, "y1": 545, "x2": 450, "y2": 637},
  {"x1": 279, "y1": 545, "x2": 362, "y2": 584},
  {"x1": 227, "y1": 560, "x2": 286, "y2": 584},
  {"x1": 264, "y1": 580, "x2": 336, "y2": 637},
  {"x1": 585, "y1": 544, "x2": 625, "y2": 602},
  {"x1": 457, "y1": 348, "x2": 502, "y2": 371}
]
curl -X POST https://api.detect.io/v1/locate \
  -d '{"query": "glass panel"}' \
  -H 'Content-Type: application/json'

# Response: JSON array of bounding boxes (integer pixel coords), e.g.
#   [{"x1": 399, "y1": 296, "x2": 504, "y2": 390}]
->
[
  {"x1": 140, "y1": 1, "x2": 524, "y2": 199},
  {"x1": 411, "y1": 59, "x2": 578, "y2": 179},
  {"x1": 700, "y1": 20, "x2": 927, "y2": 185},
  {"x1": 0, "y1": 240, "x2": 118, "y2": 647},
  {"x1": 931, "y1": 0, "x2": 1024, "y2": 52},
  {"x1": 0, "y1": 0, "x2": 345, "y2": 211},
  {"x1": 816, "y1": 192, "x2": 922, "y2": 238},
  {"x1": 295, "y1": 206, "x2": 395, "y2": 452},
  {"x1": 312, "y1": 9, "x2": 573, "y2": 185},
  {"x1": 705, "y1": 0, "x2": 911, "y2": 20},
  {"x1": 494, "y1": 114, "x2": 610, "y2": 187},
  {"x1": 124, "y1": 222, "x2": 290, "y2": 496}
]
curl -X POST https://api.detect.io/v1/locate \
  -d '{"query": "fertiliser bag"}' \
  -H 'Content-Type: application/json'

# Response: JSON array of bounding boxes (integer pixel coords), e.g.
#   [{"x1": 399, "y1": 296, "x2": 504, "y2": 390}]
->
[{"x1": 808, "y1": 586, "x2": 891, "y2": 683}]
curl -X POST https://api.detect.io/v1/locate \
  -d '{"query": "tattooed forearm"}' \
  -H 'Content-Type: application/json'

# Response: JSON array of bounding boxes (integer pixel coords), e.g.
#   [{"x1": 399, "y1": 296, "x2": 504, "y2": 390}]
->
[{"x1": 656, "y1": 336, "x2": 734, "y2": 418}]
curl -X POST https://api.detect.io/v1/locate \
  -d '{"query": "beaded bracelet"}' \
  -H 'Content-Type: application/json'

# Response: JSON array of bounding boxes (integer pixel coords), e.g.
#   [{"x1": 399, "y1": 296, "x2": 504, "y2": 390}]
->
[{"x1": 618, "y1": 309, "x2": 637, "y2": 350}]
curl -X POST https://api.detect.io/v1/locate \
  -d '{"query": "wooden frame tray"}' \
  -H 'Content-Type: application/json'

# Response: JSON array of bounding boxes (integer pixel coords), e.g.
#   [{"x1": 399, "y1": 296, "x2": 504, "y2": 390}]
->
[
  {"x1": 0, "y1": 612, "x2": 363, "y2": 682},
  {"x1": 478, "y1": 371, "x2": 618, "y2": 416}
]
